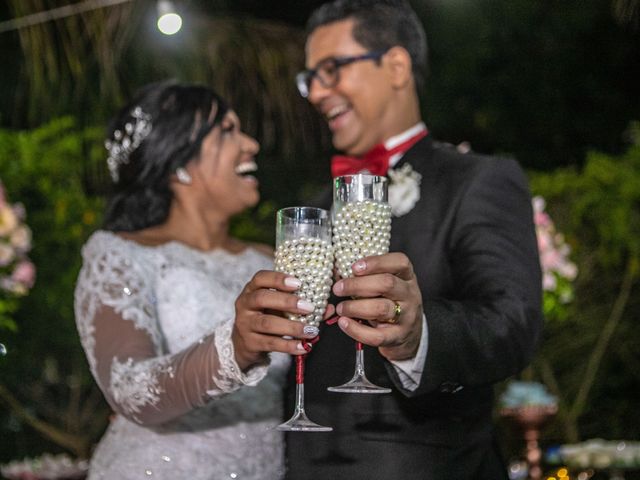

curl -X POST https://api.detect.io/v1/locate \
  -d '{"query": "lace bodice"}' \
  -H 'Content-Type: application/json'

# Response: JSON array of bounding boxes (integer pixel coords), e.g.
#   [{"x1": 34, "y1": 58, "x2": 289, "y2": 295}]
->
[{"x1": 74, "y1": 231, "x2": 289, "y2": 479}]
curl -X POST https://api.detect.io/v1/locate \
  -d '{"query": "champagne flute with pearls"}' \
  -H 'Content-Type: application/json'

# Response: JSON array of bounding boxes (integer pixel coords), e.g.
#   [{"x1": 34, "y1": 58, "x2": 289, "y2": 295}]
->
[
  {"x1": 274, "y1": 206, "x2": 333, "y2": 431},
  {"x1": 329, "y1": 174, "x2": 393, "y2": 394}
]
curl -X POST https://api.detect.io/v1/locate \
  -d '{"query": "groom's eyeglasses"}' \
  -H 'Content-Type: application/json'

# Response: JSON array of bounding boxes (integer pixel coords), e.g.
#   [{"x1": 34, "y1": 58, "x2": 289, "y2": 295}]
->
[{"x1": 296, "y1": 49, "x2": 389, "y2": 98}]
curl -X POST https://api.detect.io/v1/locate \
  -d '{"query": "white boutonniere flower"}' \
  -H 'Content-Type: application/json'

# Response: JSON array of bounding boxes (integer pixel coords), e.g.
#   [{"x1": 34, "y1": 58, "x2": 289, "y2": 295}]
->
[{"x1": 387, "y1": 164, "x2": 422, "y2": 217}]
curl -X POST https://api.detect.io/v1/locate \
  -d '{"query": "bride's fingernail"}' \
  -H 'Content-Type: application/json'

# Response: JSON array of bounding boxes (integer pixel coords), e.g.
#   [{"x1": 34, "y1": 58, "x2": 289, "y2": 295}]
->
[
  {"x1": 296, "y1": 342, "x2": 307, "y2": 351},
  {"x1": 284, "y1": 276, "x2": 302, "y2": 288},
  {"x1": 297, "y1": 299, "x2": 315, "y2": 313},
  {"x1": 333, "y1": 281, "x2": 344, "y2": 295},
  {"x1": 303, "y1": 325, "x2": 319, "y2": 337},
  {"x1": 353, "y1": 260, "x2": 366, "y2": 272}
]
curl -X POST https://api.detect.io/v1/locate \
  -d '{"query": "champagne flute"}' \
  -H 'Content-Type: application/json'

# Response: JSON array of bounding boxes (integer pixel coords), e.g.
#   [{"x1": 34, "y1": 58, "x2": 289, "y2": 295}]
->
[
  {"x1": 275, "y1": 207, "x2": 333, "y2": 431},
  {"x1": 328, "y1": 174, "x2": 393, "y2": 394}
]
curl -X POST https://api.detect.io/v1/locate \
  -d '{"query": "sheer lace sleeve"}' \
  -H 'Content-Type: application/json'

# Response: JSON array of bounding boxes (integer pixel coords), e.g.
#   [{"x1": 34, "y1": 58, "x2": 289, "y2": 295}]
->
[{"x1": 74, "y1": 234, "x2": 269, "y2": 426}]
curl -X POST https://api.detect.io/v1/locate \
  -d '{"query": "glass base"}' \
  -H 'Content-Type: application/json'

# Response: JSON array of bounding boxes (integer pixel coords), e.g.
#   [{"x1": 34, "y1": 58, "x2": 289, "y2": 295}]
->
[
  {"x1": 328, "y1": 373, "x2": 392, "y2": 394},
  {"x1": 276, "y1": 410, "x2": 333, "y2": 432}
]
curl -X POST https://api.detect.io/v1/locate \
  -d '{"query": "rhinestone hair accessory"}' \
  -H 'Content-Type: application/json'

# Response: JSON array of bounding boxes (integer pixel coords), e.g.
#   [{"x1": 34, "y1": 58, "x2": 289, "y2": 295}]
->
[{"x1": 105, "y1": 106, "x2": 153, "y2": 182}]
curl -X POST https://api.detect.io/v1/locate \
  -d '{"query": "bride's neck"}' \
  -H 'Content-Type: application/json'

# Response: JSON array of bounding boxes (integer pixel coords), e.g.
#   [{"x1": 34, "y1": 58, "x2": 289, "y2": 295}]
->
[
  {"x1": 167, "y1": 201, "x2": 233, "y2": 251},
  {"x1": 128, "y1": 200, "x2": 236, "y2": 252}
]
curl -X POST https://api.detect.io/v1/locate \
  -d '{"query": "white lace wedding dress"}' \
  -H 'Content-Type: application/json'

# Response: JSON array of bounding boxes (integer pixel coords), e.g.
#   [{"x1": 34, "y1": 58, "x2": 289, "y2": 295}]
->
[{"x1": 74, "y1": 231, "x2": 290, "y2": 479}]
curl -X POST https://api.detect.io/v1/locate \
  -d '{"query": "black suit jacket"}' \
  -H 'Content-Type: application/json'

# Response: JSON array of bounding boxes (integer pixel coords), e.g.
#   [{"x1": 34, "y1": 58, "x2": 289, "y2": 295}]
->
[{"x1": 285, "y1": 136, "x2": 542, "y2": 479}]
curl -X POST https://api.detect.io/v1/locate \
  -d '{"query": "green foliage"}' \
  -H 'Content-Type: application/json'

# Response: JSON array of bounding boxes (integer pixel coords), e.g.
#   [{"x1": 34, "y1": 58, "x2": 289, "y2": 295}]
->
[
  {"x1": 0, "y1": 297, "x2": 18, "y2": 332},
  {"x1": 543, "y1": 275, "x2": 576, "y2": 323},
  {"x1": 0, "y1": 117, "x2": 104, "y2": 348},
  {"x1": 230, "y1": 200, "x2": 278, "y2": 246},
  {"x1": 0, "y1": 117, "x2": 108, "y2": 461},
  {"x1": 531, "y1": 131, "x2": 640, "y2": 266},
  {"x1": 525, "y1": 129, "x2": 640, "y2": 442}
]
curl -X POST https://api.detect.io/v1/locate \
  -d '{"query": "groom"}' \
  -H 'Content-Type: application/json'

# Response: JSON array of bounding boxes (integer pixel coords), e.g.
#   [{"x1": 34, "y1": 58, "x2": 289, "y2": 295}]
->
[{"x1": 285, "y1": 0, "x2": 543, "y2": 478}]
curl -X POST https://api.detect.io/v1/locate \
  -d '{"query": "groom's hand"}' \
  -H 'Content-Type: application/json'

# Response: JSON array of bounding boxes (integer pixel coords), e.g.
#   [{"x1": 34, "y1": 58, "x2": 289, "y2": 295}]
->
[{"x1": 332, "y1": 253, "x2": 423, "y2": 362}]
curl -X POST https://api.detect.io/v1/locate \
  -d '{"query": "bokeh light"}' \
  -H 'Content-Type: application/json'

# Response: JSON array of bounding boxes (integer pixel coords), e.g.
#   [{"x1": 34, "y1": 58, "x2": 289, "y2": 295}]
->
[{"x1": 157, "y1": 12, "x2": 182, "y2": 35}]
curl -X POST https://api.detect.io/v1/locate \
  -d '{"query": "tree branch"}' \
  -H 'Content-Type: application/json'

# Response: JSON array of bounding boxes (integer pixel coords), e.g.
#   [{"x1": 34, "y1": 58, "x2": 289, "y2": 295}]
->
[
  {"x1": 568, "y1": 256, "x2": 638, "y2": 424},
  {"x1": 539, "y1": 356, "x2": 579, "y2": 442},
  {"x1": 0, "y1": 382, "x2": 90, "y2": 458}
]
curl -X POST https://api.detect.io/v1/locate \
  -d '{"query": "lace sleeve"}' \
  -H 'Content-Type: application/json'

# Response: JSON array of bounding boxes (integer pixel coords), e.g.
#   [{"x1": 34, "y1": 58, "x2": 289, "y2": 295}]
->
[{"x1": 74, "y1": 235, "x2": 269, "y2": 426}]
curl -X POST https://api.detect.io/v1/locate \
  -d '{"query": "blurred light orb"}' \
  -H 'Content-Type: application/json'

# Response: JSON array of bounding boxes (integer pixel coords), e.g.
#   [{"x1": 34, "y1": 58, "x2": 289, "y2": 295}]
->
[{"x1": 157, "y1": 12, "x2": 182, "y2": 35}]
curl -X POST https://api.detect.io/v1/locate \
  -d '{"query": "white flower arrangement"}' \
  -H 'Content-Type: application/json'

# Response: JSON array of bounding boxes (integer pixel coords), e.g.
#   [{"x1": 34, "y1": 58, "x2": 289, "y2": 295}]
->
[
  {"x1": 550, "y1": 439, "x2": 640, "y2": 470},
  {"x1": 1, "y1": 453, "x2": 88, "y2": 480},
  {"x1": 500, "y1": 381, "x2": 558, "y2": 408},
  {"x1": 388, "y1": 164, "x2": 422, "y2": 217}
]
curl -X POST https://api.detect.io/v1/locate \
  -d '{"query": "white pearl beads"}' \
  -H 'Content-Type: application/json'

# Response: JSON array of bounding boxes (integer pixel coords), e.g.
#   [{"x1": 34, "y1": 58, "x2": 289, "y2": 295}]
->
[
  {"x1": 274, "y1": 237, "x2": 333, "y2": 326},
  {"x1": 333, "y1": 200, "x2": 392, "y2": 279}
]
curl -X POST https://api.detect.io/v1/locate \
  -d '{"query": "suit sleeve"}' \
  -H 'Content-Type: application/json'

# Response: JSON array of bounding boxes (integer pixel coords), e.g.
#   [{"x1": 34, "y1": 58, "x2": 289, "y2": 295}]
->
[{"x1": 390, "y1": 157, "x2": 543, "y2": 397}]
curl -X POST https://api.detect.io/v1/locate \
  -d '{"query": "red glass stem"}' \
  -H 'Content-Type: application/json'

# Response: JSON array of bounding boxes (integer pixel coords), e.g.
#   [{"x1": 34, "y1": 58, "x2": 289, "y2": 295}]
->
[
  {"x1": 295, "y1": 337, "x2": 318, "y2": 384},
  {"x1": 295, "y1": 354, "x2": 306, "y2": 385}
]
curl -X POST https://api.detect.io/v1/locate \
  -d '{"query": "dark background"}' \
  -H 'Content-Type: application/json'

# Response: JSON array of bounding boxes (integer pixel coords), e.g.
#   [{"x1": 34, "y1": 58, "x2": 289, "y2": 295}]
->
[{"x1": 1, "y1": 0, "x2": 639, "y2": 477}]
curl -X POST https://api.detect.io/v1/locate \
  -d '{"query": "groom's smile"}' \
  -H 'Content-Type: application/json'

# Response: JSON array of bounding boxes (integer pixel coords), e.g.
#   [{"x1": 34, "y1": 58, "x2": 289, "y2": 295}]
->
[{"x1": 305, "y1": 18, "x2": 397, "y2": 157}]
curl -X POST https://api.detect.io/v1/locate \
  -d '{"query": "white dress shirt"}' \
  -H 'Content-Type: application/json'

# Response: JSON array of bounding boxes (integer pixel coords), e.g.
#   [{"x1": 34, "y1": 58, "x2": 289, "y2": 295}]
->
[{"x1": 385, "y1": 122, "x2": 429, "y2": 391}]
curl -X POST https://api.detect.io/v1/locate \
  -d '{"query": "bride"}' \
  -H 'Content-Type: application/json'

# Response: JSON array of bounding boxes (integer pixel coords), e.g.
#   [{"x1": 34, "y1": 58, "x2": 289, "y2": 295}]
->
[{"x1": 74, "y1": 81, "x2": 322, "y2": 479}]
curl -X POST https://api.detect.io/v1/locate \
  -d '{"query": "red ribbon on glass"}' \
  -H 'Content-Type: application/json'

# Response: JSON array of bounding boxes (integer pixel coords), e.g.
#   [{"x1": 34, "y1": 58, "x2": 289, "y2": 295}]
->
[{"x1": 295, "y1": 336, "x2": 319, "y2": 384}]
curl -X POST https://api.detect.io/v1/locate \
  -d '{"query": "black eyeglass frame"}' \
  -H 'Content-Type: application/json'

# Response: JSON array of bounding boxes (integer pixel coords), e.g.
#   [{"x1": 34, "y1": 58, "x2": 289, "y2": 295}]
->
[{"x1": 296, "y1": 49, "x2": 389, "y2": 98}]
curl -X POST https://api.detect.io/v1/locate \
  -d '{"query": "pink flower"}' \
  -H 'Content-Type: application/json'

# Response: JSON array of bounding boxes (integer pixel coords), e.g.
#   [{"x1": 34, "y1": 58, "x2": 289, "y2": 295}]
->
[
  {"x1": 0, "y1": 205, "x2": 18, "y2": 236},
  {"x1": 534, "y1": 211, "x2": 552, "y2": 228},
  {"x1": 12, "y1": 261, "x2": 36, "y2": 289},
  {"x1": 9, "y1": 225, "x2": 32, "y2": 252},
  {"x1": 0, "y1": 178, "x2": 36, "y2": 298},
  {"x1": 559, "y1": 262, "x2": 578, "y2": 281},
  {"x1": 12, "y1": 203, "x2": 26, "y2": 221},
  {"x1": 543, "y1": 272, "x2": 557, "y2": 291},
  {"x1": 532, "y1": 196, "x2": 578, "y2": 298},
  {"x1": 532, "y1": 196, "x2": 546, "y2": 214},
  {"x1": 537, "y1": 231, "x2": 551, "y2": 251},
  {"x1": 0, "y1": 243, "x2": 15, "y2": 267}
]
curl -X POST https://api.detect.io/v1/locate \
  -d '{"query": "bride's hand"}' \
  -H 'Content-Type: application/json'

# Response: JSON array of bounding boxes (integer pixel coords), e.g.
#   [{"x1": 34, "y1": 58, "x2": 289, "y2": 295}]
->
[{"x1": 232, "y1": 270, "x2": 331, "y2": 371}]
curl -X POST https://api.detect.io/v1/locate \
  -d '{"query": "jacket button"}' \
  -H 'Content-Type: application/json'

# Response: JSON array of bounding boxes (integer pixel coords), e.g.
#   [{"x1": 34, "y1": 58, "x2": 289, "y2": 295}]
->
[{"x1": 439, "y1": 381, "x2": 463, "y2": 393}]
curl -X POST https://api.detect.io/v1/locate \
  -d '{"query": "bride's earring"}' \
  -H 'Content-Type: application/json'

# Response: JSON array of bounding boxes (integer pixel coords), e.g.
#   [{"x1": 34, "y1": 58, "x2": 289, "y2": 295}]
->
[{"x1": 176, "y1": 167, "x2": 192, "y2": 185}]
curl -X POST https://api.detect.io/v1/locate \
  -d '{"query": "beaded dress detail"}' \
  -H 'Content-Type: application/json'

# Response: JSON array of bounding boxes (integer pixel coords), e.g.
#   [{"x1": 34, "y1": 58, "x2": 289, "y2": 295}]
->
[{"x1": 74, "y1": 231, "x2": 289, "y2": 479}]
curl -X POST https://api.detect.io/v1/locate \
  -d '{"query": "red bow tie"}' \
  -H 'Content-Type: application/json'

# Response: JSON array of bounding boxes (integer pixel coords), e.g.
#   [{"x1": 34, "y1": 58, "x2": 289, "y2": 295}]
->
[{"x1": 330, "y1": 129, "x2": 427, "y2": 178}]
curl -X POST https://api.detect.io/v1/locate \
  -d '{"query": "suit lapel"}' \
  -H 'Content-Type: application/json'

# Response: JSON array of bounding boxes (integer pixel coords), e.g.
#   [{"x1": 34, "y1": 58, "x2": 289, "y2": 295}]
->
[
  {"x1": 391, "y1": 134, "x2": 435, "y2": 175},
  {"x1": 389, "y1": 136, "x2": 435, "y2": 252}
]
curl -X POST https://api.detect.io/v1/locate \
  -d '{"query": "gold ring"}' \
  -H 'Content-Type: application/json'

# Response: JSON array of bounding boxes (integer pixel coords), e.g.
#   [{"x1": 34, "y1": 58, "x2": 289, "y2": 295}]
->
[{"x1": 389, "y1": 302, "x2": 402, "y2": 324}]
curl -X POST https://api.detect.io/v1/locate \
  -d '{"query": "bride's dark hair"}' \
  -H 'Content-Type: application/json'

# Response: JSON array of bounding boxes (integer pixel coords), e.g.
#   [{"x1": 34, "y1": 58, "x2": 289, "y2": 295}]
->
[{"x1": 103, "y1": 81, "x2": 228, "y2": 232}]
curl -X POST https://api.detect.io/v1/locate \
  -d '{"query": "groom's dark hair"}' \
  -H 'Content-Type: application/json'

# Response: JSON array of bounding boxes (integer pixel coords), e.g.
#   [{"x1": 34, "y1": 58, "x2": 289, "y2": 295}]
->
[{"x1": 306, "y1": 0, "x2": 428, "y2": 90}]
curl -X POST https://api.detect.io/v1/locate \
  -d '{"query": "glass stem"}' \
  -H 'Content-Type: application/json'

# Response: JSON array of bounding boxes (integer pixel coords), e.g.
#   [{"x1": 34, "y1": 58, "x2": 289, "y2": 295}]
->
[
  {"x1": 355, "y1": 319, "x2": 365, "y2": 376},
  {"x1": 294, "y1": 382, "x2": 306, "y2": 415},
  {"x1": 355, "y1": 346, "x2": 366, "y2": 377},
  {"x1": 295, "y1": 355, "x2": 306, "y2": 413}
]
